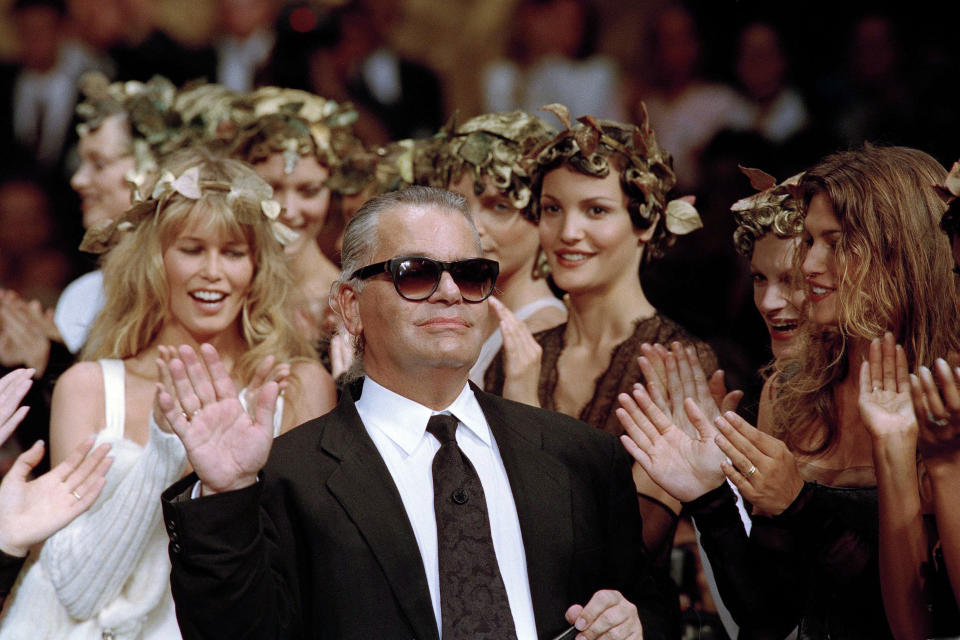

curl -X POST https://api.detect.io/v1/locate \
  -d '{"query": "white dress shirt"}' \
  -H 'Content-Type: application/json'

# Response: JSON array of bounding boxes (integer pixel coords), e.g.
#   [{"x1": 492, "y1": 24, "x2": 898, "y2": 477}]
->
[{"x1": 355, "y1": 376, "x2": 538, "y2": 640}]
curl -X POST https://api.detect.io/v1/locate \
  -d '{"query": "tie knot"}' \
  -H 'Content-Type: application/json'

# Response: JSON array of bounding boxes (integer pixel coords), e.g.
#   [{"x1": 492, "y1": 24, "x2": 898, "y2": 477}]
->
[{"x1": 426, "y1": 413, "x2": 459, "y2": 445}]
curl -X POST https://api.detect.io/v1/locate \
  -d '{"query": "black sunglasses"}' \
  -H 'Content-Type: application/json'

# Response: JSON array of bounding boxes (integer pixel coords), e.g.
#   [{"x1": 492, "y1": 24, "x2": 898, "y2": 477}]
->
[{"x1": 351, "y1": 256, "x2": 499, "y2": 302}]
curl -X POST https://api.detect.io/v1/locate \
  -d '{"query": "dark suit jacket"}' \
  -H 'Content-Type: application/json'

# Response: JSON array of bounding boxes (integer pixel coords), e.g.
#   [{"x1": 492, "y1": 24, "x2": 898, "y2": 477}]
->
[{"x1": 161, "y1": 382, "x2": 678, "y2": 640}]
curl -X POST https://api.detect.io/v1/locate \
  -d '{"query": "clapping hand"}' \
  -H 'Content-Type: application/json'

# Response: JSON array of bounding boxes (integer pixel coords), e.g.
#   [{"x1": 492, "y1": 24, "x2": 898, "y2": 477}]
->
[
  {"x1": 858, "y1": 333, "x2": 917, "y2": 441},
  {"x1": 0, "y1": 368, "x2": 112, "y2": 557},
  {"x1": 910, "y1": 355, "x2": 960, "y2": 470},
  {"x1": 617, "y1": 384, "x2": 726, "y2": 503},
  {"x1": 713, "y1": 412, "x2": 804, "y2": 517},
  {"x1": 155, "y1": 344, "x2": 278, "y2": 495},
  {"x1": 636, "y1": 342, "x2": 741, "y2": 438},
  {"x1": 0, "y1": 368, "x2": 33, "y2": 445},
  {"x1": 490, "y1": 297, "x2": 542, "y2": 407}
]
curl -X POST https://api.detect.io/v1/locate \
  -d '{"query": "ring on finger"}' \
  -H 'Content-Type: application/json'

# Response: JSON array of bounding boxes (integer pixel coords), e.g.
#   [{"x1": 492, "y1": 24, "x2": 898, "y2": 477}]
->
[
  {"x1": 928, "y1": 412, "x2": 950, "y2": 428},
  {"x1": 745, "y1": 464, "x2": 758, "y2": 478},
  {"x1": 71, "y1": 490, "x2": 82, "y2": 501}
]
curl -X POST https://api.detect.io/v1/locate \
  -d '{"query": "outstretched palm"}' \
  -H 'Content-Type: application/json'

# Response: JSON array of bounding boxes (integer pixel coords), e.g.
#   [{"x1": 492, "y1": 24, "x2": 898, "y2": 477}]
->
[
  {"x1": 156, "y1": 344, "x2": 278, "y2": 494},
  {"x1": 617, "y1": 385, "x2": 725, "y2": 503},
  {"x1": 857, "y1": 334, "x2": 917, "y2": 440}
]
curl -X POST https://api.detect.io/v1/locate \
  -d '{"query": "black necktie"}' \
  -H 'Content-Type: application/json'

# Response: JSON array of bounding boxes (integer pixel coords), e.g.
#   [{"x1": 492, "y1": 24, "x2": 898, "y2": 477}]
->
[{"x1": 426, "y1": 413, "x2": 518, "y2": 640}]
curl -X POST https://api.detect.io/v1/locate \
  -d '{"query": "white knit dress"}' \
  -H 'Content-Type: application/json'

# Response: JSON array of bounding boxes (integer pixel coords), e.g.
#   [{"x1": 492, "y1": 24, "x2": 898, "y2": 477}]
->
[{"x1": 0, "y1": 360, "x2": 282, "y2": 640}]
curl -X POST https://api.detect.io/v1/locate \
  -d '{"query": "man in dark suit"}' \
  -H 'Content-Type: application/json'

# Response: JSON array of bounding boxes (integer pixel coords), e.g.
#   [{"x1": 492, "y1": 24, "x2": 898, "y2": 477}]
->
[{"x1": 158, "y1": 186, "x2": 677, "y2": 639}]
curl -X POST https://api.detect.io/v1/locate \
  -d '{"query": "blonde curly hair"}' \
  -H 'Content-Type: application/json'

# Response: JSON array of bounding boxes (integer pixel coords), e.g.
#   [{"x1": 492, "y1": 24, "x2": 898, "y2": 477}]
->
[{"x1": 81, "y1": 147, "x2": 314, "y2": 385}]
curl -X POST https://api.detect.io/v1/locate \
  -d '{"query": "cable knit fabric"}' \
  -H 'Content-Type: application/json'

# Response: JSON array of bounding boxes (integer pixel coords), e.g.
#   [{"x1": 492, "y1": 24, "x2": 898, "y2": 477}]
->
[{"x1": 0, "y1": 359, "x2": 285, "y2": 640}]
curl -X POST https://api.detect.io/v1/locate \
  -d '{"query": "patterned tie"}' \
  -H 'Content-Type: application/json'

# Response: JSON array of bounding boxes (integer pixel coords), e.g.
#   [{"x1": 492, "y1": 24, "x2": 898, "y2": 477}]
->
[{"x1": 426, "y1": 413, "x2": 518, "y2": 640}]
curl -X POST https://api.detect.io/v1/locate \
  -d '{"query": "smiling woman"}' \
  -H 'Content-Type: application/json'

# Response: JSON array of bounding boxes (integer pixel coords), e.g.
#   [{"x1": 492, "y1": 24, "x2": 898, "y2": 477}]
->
[
  {"x1": 231, "y1": 87, "x2": 359, "y2": 353},
  {"x1": 0, "y1": 147, "x2": 335, "y2": 640},
  {"x1": 484, "y1": 104, "x2": 714, "y2": 571}
]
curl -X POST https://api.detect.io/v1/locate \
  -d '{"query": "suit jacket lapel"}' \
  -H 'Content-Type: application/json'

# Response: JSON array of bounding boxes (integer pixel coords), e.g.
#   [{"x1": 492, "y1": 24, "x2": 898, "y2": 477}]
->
[
  {"x1": 320, "y1": 390, "x2": 439, "y2": 640},
  {"x1": 475, "y1": 388, "x2": 575, "y2": 635}
]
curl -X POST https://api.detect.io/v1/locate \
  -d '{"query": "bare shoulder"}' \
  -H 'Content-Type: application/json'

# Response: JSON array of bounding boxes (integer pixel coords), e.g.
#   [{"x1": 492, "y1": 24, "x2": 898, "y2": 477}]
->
[
  {"x1": 50, "y1": 361, "x2": 106, "y2": 464},
  {"x1": 282, "y1": 361, "x2": 336, "y2": 432},
  {"x1": 53, "y1": 361, "x2": 105, "y2": 404}
]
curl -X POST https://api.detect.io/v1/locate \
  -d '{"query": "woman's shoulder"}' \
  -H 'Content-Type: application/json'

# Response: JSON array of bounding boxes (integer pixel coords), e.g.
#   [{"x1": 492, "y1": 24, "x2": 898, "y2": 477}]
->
[{"x1": 56, "y1": 361, "x2": 106, "y2": 395}]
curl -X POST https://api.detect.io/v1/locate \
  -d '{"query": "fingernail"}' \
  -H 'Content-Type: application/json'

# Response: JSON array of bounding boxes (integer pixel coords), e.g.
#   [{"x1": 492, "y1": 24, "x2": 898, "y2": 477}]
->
[{"x1": 575, "y1": 618, "x2": 587, "y2": 631}]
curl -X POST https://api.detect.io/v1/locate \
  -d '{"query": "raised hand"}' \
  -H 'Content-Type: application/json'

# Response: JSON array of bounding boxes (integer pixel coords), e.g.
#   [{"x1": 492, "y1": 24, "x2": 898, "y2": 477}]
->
[
  {"x1": 637, "y1": 342, "x2": 741, "y2": 439},
  {"x1": 714, "y1": 412, "x2": 804, "y2": 517},
  {"x1": 910, "y1": 358, "x2": 960, "y2": 469},
  {"x1": 0, "y1": 437, "x2": 112, "y2": 557},
  {"x1": 617, "y1": 385, "x2": 725, "y2": 502},
  {"x1": 155, "y1": 344, "x2": 278, "y2": 495},
  {"x1": 858, "y1": 333, "x2": 916, "y2": 441},
  {"x1": 490, "y1": 297, "x2": 542, "y2": 407}
]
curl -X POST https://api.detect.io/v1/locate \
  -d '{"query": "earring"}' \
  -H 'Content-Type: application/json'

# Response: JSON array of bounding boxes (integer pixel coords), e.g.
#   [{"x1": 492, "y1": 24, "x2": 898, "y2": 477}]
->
[{"x1": 532, "y1": 247, "x2": 551, "y2": 280}]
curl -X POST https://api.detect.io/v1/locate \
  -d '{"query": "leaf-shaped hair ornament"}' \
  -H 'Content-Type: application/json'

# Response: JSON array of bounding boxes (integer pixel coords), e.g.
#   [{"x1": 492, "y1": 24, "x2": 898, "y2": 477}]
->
[
  {"x1": 934, "y1": 161, "x2": 960, "y2": 203},
  {"x1": 665, "y1": 199, "x2": 703, "y2": 234},
  {"x1": 429, "y1": 110, "x2": 555, "y2": 219},
  {"x1": 529, "y1": 102, "x2": 685, "y2": 265},
  {"x1": 539, "y1": 103, "x2": 571, "y2": 130},
  {"x1": 229, "y1": 86, "x2": 360, "y2": 183},
  {"x1": 729, "y1": 167, "x2": 805, "y2": 258},
  {"x1": 79, "y1": 164, "x2": 297, "y2": 254}
]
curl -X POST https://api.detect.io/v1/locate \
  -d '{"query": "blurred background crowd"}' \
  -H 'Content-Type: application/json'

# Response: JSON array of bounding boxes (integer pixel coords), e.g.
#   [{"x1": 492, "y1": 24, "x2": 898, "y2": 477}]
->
[
  {"x1": 2, "y1": 0, "x2": 958, "y2": 380},
  {"x1": 2, "y1": 1, "x2": 960, "y2": 636}
]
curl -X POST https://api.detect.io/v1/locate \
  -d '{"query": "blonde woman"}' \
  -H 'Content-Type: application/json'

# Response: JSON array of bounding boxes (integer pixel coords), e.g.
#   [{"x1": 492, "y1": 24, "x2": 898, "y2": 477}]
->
[{"x1": 0, "y1": 148, "x2": 335, "y2": 639}]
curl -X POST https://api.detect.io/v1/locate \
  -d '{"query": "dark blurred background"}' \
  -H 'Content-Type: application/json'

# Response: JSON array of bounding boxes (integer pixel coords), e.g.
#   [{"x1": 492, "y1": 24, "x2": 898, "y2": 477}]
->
[{"x1": 1, "y1": 0, "x2": 958, "y2": 413}]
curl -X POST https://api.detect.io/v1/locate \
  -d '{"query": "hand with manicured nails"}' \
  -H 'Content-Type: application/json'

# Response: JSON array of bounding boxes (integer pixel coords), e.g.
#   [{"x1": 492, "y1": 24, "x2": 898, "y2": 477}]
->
[
  {"x1": 858, "y1": 333, "x2": 917, "y2": 442},
  {"x1": 910, "y1": 357, "x2": 960, "y2": 470}
]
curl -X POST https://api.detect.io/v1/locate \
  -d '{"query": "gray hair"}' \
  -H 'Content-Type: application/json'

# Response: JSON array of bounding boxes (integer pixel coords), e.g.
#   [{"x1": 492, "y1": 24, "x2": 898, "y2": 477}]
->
[
  {"x1": 336, "y1": 186, "x2": 477, "y2": 291},
  {"x1": 329, "y1": 186, "x2": 479, "y2": 377}
]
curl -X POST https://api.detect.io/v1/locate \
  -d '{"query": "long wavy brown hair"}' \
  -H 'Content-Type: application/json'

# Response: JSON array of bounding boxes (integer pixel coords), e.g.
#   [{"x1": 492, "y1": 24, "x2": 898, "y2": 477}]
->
[
  {"x1": 773, "y1": 145, "x2": 960, "y2": 455},
  {"x1": 82, "y1": 147, "x2": 314, "y2": 385}
]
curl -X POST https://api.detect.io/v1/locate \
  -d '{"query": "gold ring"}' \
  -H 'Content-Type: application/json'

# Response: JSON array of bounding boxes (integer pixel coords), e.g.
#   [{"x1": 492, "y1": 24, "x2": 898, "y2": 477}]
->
[
  {"x1": 71, "y1": 490, "x2": 82, "y2": 501},
  {"x1": 745, "y1": 465, "x2": 758, "y2": 478}
]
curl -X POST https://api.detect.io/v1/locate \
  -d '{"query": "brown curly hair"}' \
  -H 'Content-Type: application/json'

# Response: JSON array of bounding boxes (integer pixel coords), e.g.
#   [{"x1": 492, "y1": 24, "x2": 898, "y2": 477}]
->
[
  {"x1": 773, "y1": 145, "x2": 960, "y2": 454},
  {"x1": 529, "y1": 110, "x2": 677, "y2": 267}
]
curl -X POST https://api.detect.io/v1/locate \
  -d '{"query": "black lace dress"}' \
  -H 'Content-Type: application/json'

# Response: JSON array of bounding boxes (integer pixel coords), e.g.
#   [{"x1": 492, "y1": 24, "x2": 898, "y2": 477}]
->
[
  {"x1": 486, "y1": 314, "x2": 717, "y2": 570},
  {"x1": 689, "y1": 474, "x2": 960, "y2": 639}
]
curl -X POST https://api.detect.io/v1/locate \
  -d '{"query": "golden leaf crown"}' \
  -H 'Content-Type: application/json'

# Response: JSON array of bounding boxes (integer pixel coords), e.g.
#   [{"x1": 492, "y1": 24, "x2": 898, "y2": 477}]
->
[{"x1": 730, "y1": 166, "x2": 805, "y2": 258}]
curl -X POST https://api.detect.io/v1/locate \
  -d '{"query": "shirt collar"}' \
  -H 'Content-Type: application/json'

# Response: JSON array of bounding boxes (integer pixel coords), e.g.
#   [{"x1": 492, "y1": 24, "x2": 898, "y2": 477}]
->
[{"x1": 357, "y1": 376, "x2": 492, "y2": 456}]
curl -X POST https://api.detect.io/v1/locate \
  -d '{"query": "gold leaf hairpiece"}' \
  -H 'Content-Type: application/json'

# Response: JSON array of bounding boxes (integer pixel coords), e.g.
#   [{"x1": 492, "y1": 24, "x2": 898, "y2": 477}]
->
[{"x1": 79, "y1": 164, "x2": 296, "y2": 254}]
